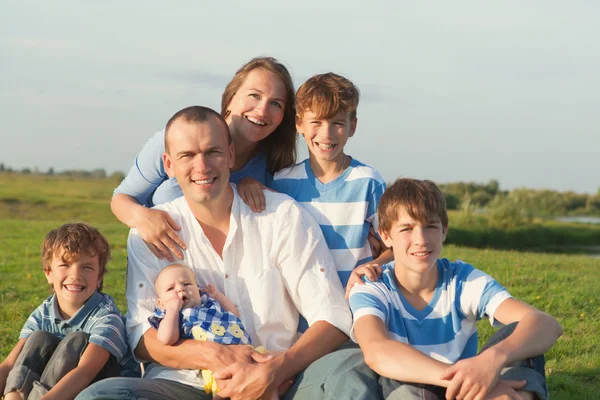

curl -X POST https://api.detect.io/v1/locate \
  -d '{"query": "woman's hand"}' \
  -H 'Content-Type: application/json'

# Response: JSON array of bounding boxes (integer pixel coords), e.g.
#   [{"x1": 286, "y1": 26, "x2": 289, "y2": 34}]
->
[
  {"x1": 237, "y1": 178, "x2": 267, "y2": 213},
  {"x1": 137, "y1": 208, "x2": 187, "y2": 261}
]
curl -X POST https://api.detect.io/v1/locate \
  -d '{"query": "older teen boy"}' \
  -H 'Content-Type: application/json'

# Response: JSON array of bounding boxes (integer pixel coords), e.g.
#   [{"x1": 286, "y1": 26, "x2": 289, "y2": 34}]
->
[
  {"x1": 0, "y1": 223, "x2": 128, "y2": 400},
  {"x1": 349, "y1": 178, "x2": 562, "y2": 400},
  {"x1": 272, "y1": 72, "x2": 393, "y2": 290}
]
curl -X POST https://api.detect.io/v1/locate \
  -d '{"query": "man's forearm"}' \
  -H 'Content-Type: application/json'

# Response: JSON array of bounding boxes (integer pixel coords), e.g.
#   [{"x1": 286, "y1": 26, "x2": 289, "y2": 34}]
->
[
  {"x1": 270, "y1": 321, "x2": 347, "y2": 386},
  {"x1": 136, "y1": 327, "x2": 224, "y2": 370}
]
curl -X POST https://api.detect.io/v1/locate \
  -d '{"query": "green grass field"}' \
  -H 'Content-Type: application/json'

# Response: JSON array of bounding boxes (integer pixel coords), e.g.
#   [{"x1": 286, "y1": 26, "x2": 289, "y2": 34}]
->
[{"x1": 1, "y1": 173, "x2": 599, "y2": 398}]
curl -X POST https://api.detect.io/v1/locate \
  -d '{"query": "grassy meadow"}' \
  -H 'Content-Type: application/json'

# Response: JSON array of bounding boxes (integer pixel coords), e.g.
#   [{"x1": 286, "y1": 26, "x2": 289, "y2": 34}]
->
[{"x1": 1, "y1": 172, "x2": 599, "y2": 398}]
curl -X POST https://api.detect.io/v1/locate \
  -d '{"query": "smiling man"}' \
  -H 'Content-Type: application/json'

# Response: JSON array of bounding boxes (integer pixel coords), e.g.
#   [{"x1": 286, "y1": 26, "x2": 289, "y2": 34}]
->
[{"x1": 78, "y1": 106, "x2": 355, "y2": 400}]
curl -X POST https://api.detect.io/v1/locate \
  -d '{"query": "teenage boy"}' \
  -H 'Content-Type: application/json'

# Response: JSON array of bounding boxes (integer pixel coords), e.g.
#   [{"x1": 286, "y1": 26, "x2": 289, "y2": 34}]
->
[
  {"x1": 0, "y1": 223, "x2": 129, "y2": 400},
  {"x1": 349, "y1": 178, "x2": 562, "y2": 400},
  {"x1": 272, "y1": 72, "x2": 393, "y2": 291}
]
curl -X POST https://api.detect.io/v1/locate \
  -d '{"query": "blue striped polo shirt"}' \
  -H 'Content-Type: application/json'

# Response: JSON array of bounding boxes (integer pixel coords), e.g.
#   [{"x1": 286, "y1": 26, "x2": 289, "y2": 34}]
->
[
  {"x1": 349, "y1": 258, "x2": 512, "y2": 363},
  {"x1": 20, "y1": 291, "x2": 129, "y2": 362}
]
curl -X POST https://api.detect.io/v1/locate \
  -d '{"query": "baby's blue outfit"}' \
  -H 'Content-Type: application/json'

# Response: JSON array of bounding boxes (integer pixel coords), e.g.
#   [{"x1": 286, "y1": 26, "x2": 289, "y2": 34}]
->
[{"x1": 148, "y1": 292, "x2": 251, "y2": 345}]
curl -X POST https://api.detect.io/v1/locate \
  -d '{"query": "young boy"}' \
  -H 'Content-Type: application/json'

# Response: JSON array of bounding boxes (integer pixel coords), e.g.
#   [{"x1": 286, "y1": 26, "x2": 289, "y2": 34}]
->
[
  {"x1": 271, "y1": 72, "x2": 393, "y2": 294},
  {"x1": 349, "y1": 178, "x2": 562, "y2": 400},
  {"x1": 0, "y1": 223, "x2": 129, "y2": 400}
]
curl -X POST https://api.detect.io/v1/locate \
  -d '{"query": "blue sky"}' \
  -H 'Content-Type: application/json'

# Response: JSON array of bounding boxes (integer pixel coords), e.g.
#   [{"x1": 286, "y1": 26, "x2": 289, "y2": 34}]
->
[{"x1": 1, "y1": 1, "x2": 598, "y2": 193}]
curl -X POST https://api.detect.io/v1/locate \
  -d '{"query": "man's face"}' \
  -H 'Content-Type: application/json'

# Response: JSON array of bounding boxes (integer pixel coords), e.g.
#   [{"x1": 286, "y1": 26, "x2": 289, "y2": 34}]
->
[
  {"x1": 380, "y1": 206, "x2": 448, "y2": 276},
  {"x1": 163, "y1": 118, "x2": 235, "y2": 206}
]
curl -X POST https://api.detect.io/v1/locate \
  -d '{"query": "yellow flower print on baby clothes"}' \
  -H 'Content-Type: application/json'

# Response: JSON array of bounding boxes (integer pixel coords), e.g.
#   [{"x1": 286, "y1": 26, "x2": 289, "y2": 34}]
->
[
  {"x1": 191, "y1": 326, "x2": 209, "y2": 342},
  {"x1": 210, "y1": 323, "x2": 226, "y2": 336},
  {"x1": 228, "y1": 323, "x2": 244, "y2": 338}
]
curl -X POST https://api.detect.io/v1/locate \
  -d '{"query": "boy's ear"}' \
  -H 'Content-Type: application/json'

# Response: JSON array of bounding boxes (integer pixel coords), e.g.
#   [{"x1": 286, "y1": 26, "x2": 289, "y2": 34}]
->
[
  {"x1": 157, "y1": 298, "x2": 164, "y2": 309},
  {"x1": 44, "y1": 269, "x2": 53, "y2": 285},
  {"x1": 163, "y1": 152, "x2": 175, "y2": 178},
  {"x1": 295, "y1": 114, "x2": 304, "y2": 135},
  {"x1": 379, "y1": 228, "x2": 393, "y2": 248},
  {"x1": 442, "y1": 224, "x2": 449, "y2": 242},
  {"x1": 348, "y1": 117, "x2": 357, "y2": 138}
]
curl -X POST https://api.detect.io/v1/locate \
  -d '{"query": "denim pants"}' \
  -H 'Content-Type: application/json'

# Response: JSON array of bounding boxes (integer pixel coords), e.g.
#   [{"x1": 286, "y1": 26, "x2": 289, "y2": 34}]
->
[
  {"x1": 77, "y1": 342, "x2": 378, "y2": 400},
  {"x1": 4, "y1": 330, "x2": 119, "y2": 400},
  {"x1": 380, "y1": 322, "x2": 549, "y2": 400}
]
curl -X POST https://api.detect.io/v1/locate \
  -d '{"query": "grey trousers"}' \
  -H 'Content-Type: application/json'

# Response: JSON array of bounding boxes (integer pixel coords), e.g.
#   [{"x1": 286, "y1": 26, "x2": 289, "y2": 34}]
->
[
  {"x1": 77, "y1": 342, "x2": 378, "y2": 400},
  {"x1": 4, "y1": 330, "x2": 119, "y2": 400},
  {"x1": 380, "y1": 322, "x2": 549, "y2": 400}
]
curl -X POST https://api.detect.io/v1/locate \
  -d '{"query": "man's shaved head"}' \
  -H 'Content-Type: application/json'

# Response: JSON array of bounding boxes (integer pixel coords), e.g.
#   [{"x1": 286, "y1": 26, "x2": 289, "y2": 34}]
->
[{"x1": 164, "y1": 106, "x2": 232, "y2": 153}]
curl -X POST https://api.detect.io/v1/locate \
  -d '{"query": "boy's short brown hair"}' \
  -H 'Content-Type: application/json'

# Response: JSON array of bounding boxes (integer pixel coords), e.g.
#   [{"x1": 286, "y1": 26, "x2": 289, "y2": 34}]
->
[
  {"x1": 41, "y1": 223, "x2": 111, "y2": 290},
  {"x1": 296, "y1": 72, "x2": 360, "y2": 120},
  {"x1": 378, "y1": 178, "x2": 448, "y2": 234}
]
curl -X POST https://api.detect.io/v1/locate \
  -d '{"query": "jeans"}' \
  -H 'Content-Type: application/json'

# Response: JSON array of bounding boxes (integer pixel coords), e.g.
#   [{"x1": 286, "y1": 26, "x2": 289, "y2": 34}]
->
[
  {"x1": 380, "y1": 322, "x2": 549, "y2": 400},
  {"x1": 77, "y1": 342, "x2": 378, "y2": 400},
  {"x1": 4, "y1": 330, "x2": 119, "y2": 400},
  {"x1": 283, "y1": 342, "x2": 380, "y2": 400}
]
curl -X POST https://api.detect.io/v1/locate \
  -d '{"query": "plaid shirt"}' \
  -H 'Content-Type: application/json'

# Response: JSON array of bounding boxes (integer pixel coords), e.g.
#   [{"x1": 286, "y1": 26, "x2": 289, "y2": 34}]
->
[{"x1": 149, "y1": 292, "x2": 251, "y2": 345}]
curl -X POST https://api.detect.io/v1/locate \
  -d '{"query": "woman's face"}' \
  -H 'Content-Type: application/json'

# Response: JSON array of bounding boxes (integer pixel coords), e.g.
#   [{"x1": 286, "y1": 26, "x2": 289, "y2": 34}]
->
[{"x1": 225, "y1": 68, "x2": 287, "y2": 144}]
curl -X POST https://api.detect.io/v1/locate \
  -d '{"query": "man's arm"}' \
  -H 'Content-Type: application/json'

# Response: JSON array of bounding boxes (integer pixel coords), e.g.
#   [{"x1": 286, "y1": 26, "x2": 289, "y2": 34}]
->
[
  {"x1": 0, "y1": 339, "x2": 27, "y2": 394},
  {"x1": 41, "y1": 343, "x2": 110, "y2": 400},
  {"x1": 135, "y1": 327, "x2": 267, "y2": 371},
  {"x1": 355, "y1": 315, "x2": 450, "y2": 386}
]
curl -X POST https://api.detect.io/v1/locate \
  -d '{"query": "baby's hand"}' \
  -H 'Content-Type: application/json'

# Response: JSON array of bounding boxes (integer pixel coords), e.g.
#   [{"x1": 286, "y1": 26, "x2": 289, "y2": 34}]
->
[
  {"x1": 345, "y1": 263, "x2": 383, "y2": 299},
  {"x1": 204, "y1": 283, "x2": 219, "y2": 297},
  {"x1": 237, "y1": 177, "x2": 268, "y2": 213},
  {"x1": 165, "y1": 297, "x2": 184, "y2": 313}
]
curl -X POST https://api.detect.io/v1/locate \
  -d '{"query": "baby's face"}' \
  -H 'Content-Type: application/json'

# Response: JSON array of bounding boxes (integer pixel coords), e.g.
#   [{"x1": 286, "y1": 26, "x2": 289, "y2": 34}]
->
[{"x1": 156, "y1": 266, "x2": 202, "y2": 309}]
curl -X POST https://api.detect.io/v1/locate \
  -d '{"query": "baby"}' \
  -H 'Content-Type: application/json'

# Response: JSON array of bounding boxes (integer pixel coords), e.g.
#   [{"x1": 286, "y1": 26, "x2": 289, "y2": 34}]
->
[{"x1": 148, "y1": 264, "x2": 274, "y2": 398}]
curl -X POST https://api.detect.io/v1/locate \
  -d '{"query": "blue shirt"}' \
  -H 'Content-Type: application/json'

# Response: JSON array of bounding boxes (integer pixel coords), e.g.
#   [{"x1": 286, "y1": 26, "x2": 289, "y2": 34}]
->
[
  {"x1": 20, "y1": 291, "x2": 129, "y2": 362},
  {"x1": 272, "y1": 157, "x2": 386, "y2": 288},
  {"x1": 348, "y1": 259, "x2": 512, "y2": 363},
  {"x1": 114, "y1": 129, "x2": 273, "y2": 207},
  {"x1": 148, "y1": 292, "x2": 251, "y2": 346}
]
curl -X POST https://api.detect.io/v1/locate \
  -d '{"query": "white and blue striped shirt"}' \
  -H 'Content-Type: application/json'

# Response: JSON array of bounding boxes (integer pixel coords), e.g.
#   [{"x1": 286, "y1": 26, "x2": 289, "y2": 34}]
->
[
  {"x1": 272, "y1": 158, "x2": 386, "y2": 288},
  {"x1": 349, "y1": 259, "x2": 512, "y2": 363},
  {"x1": 20, "y1": 291, "x2": 129, "y2": 362}
]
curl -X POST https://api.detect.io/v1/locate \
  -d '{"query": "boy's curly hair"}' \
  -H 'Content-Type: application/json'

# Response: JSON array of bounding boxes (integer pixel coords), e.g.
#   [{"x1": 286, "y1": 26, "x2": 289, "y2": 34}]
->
[{"x1": 41, "y1": 223, "x2": 111, "y2": 290}]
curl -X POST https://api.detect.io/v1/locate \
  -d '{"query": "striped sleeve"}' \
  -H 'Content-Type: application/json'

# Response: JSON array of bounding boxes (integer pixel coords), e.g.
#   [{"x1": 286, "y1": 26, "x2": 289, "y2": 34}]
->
[
  {"x1": 348, "y1": 281, "x2": 389, "y2": 341},
  {"x1": 457, "y1": 264, "x2": 512, "y2": 326},
  {"x1": 88, "y1": 313, "x2": 128, "y2": 362},
  {"x1": 19, "y1": 304, "x2": 44, "y2": 339}
]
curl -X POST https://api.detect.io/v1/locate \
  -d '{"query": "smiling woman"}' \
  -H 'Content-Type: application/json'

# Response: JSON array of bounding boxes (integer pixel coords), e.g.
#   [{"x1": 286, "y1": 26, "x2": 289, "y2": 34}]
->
[{"x1": 109, "y1": 57, "x2": 297, "y2": 260}]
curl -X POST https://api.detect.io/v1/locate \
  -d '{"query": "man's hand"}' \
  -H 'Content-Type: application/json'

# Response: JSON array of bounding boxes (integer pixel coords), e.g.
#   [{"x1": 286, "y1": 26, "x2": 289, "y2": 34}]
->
[
  {"x1": 485, "y1": 380, "x2": 528, "y2": 400},
  {"x1": 210, "y1": 345, "x2": 272, "y2": 372},
  {"x1": 345, "y1": 263, "x2": 383, "y2": 298},
  {"x1": 237, "y1": 177, "x2": 268, "y2": 213},
  {"x1": 138, "y1": 208, "x2": 186, "y2": 261},
  {"x1": 213, "y1": 359, "x2": 277, "y2": 400},
  {"x1": 441, "y1": 350, "x2": 504, "y2": 400}
]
